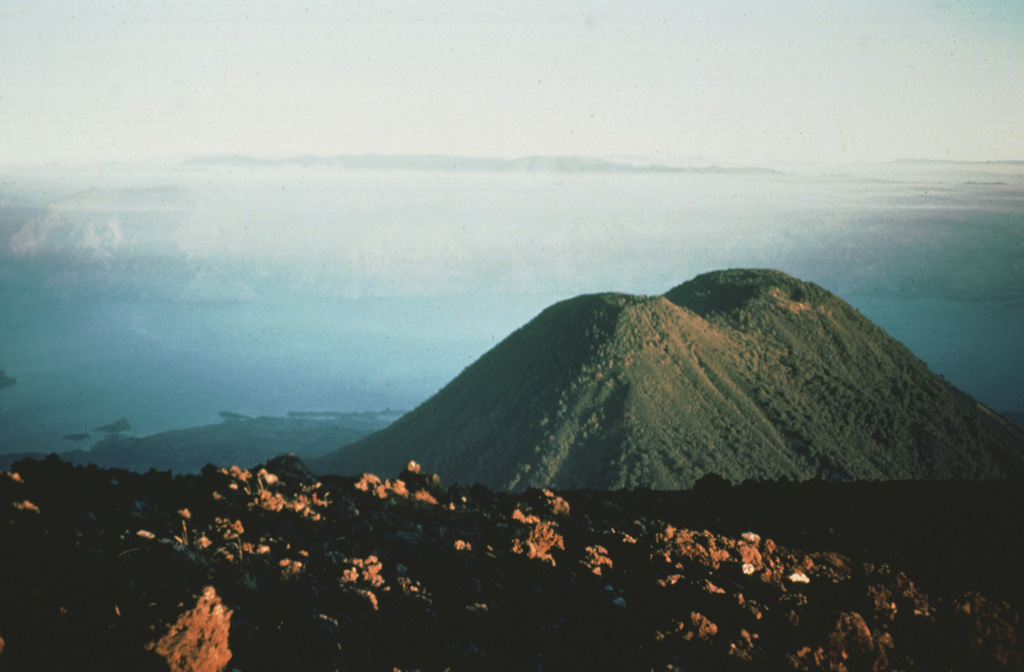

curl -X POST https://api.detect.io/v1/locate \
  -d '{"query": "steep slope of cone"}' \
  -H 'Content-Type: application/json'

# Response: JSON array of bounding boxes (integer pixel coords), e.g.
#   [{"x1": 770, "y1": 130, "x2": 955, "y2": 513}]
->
[{"x1": 311, "y1": 270, "x2": 1024, "y2": 490}]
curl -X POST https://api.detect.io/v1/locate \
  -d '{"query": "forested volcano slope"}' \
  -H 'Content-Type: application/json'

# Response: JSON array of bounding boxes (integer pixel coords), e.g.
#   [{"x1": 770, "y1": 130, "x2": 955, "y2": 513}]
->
[{"x1": 312, "y1": 270, "x2": 1024, "y2": 490}]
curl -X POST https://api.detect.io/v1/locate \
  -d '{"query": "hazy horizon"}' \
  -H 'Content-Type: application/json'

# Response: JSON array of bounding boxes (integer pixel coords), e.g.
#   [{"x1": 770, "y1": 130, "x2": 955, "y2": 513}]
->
[{"x1": 4, "y1": 2, "x2": 1024, "y2": 166}]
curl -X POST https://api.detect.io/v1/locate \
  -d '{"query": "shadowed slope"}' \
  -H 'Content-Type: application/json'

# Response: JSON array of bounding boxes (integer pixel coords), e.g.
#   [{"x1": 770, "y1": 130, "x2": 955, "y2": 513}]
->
[
  {"x1": 315, "y1": 293, "x2": 642, "y2": 489},
  {"x1": 312, "y1": 270, "x2": 1024, "y2": 490}
]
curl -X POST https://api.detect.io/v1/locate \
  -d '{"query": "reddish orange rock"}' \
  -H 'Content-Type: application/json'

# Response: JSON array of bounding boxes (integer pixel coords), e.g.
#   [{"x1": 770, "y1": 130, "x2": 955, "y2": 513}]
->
[{"x1": 146, "y1": 587, "x2": 232, "y2": 672}]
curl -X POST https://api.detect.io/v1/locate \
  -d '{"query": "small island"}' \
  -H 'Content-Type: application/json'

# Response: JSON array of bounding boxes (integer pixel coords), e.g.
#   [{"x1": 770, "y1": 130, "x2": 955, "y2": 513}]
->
[
  {"x1": 219, "y1": 411, "x2": 253, "y2": 421},
  {"x1": 93, "y1": 417, "x2": 131, "y2": 433},
  {"x1": 62, "y1": 433, "x2": 91, "y2": 442}
]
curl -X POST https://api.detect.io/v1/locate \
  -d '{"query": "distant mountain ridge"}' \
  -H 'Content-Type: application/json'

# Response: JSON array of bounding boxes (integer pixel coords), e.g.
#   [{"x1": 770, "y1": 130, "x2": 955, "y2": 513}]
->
[
  {"x1": 183, "y1": 153, "x2": 783, "y2": 175},
  {"x1": 311, "y1": 269, "x2": 1024, "y2": 490}
]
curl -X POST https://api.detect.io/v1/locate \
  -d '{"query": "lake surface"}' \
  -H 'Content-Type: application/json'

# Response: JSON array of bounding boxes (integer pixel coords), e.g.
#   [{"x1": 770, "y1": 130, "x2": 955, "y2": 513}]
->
[{"x1": 2, "y1": 161, "x2": 1022, "y2": 454}]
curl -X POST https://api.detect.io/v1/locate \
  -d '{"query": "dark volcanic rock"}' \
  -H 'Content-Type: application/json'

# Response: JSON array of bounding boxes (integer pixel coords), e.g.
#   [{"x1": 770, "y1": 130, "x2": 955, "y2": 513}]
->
[
  {"x1": 0, "y1": 452, "x2": 48, "y2": 471},
  {"x1": 1, "y1": 456, "x2": 1022, "y2": 671},
  {"x1": 312, "y1": 269, "x2": 1024, "y2": 490}
]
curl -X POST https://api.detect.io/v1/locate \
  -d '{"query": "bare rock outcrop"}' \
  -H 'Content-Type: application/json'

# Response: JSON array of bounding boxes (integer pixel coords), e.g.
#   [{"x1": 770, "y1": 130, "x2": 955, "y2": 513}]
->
[{"x1": 146, "y1": 587, "x2": 232, "y2": 672}]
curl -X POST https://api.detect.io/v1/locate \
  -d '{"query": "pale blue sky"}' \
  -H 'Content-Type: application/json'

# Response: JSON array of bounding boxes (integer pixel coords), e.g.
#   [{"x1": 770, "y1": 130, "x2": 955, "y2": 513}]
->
[{"x1": 2, "y1": 0, "x2": 1023, "y2": 165}]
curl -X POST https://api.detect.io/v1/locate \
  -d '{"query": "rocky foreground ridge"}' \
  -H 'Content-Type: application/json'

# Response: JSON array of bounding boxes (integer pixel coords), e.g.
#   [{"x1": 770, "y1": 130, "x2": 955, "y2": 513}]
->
[
  {"x1": 313, "y1": 270, "x2": 1024, "y2": 490},
  {"x1": 2, "y1": 455, "x2": 1022, "y2": 671}
]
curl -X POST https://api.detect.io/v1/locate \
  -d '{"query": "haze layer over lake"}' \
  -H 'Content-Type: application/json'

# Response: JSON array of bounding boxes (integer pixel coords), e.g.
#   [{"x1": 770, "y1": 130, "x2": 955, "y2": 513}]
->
[{"x1": 2, "y1": 158, "x2": 1022, "y2": 454}]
